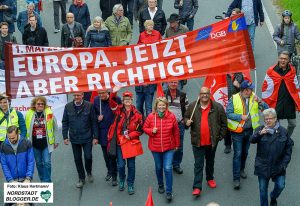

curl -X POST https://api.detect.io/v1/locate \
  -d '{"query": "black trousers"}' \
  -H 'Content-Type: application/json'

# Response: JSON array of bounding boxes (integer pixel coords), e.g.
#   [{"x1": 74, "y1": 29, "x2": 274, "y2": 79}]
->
[
  {"x1": 71, "y1": 142, "x2": 93, "y2": 180},
  {"x1": 192, "y1": 145, "x2": 216, "y2": 189},
  {"x1": 224, "y1": 129, "x2": 232, "y2": 146},
  {"x1": 101, "y1": 145, "x2": 118, "y2": 178}
]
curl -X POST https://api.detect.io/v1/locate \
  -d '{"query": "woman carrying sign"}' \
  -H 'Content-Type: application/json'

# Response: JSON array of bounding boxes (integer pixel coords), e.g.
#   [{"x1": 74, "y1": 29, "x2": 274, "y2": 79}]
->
[
  {"x1": 25, "y1": 96, "x2": 58, "y2": 183},
  {"x1": 143, "y1": 97, "x2": 180, "y2": 202},
  {"x1": 107, "y1": 86, "x2": 143, "y2": 195}
]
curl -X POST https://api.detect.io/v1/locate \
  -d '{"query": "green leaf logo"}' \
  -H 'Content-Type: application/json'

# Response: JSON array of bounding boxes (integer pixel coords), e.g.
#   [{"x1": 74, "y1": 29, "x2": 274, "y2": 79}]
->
[{"x1": 40, "y1": 190, "x2": 51, "y2": 202}]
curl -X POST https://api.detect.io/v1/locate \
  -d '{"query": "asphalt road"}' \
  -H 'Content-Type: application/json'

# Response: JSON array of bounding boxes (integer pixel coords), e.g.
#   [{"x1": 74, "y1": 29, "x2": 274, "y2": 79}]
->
[{"x1": 0, "y1": 0, "x2": 299, "y2": 205}]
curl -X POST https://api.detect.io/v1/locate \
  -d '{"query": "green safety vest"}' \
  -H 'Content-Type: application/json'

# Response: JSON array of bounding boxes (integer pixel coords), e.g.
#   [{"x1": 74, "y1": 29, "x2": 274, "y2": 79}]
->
[
  {"x1": 0, "y1": 109, "x2": 19, "y2": 141},
  {"x1": 25, "y1": 107, "x2": 55, "y2": 145},
  {"x1": 227, "y1": 93, "x2": 260, "y2": 132}
]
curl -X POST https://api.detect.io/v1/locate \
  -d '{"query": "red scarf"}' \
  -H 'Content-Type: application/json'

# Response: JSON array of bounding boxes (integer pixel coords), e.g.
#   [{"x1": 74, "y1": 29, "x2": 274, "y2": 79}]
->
[{"x1": 262, "y1": 63, "x2": 300, "y2": 111}]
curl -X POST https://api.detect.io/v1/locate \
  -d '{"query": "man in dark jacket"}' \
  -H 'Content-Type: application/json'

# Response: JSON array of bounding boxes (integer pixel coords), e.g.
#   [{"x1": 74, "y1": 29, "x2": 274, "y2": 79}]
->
[
  {"x1": 174, "y1": 0, "x2": 198, "y2": 31},
  {"x1": 185, "y1": 87, "x2": 227, "y2": 197},
  {"x1": 0, "y1": 125, "x2": 34, "y2": 183},
  {"x1": 61, "y1": 12, "x2": 85, "y2": 47},
  {"x1": 62, "y1": 92, "x2": 99, "y2": 188},
  {"x1": 0, "y1": 22, "x2": 16, "y2": 73},
  {"x1": 22, "y1": 14, "x2": 48, "y2": 46},
  {"x1": 250, "y1": 108, "x2": 293, "y2": 206},
  {"x1": 139, "y1": 0, "x2": 167, "y2": 35},
  {"x1": 93, "y1": 90, "x2": 121, "y2": 186},
  {"x1": 164, "y1": 81, "x2": 189, "y2": 174},
  {"x1": 99, "y1": 0, "x2": 121, "y2": 21},
  {"x1": 226, "y1": 0, "x2": 264, "y2": 49}
]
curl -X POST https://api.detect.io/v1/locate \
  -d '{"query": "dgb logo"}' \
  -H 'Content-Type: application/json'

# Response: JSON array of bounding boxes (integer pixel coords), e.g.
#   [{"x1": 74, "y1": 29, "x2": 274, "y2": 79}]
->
[{"x1": 210, "y1": 31, "x2": 227, "y2": 39}]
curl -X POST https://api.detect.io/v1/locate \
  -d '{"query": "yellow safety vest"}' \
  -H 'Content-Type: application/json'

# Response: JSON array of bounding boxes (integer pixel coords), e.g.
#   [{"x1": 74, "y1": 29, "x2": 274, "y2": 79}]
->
[
  {"x1": 0, "y1": 109, "x2": 19, "y2": 141},
  {"x1": 25, "y1": 107, "x2": 55, "y2": 145},
  {"x1": 227, "y1": 93, "x2": 260, "y2": 132}
]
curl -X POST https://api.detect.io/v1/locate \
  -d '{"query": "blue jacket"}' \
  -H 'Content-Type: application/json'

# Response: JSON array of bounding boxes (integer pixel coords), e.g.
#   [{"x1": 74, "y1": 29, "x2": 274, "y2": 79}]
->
[
  {"x1": 69, "y1": 3, "x2": 91, "y2": 31},
  {"x1": 17, "y1": 10, "x2": 42, "y2": 34},
  {"x1": 0, "y1": 136, "x2": 35, "y2": 182},
  {"x1": 226, "y1": 0, "x2": 264, "y2": 26},
  {"x1": 84, "y1": 26, "x2": 112, "y2": 48},
  {"x1": 250, "y1": 125, "x2": 293, "y2": 179},
  {"x1": 93, "y1": 95, "x2": 121, "y2": 146},
  {"x1": 0, "y1": 0, "x2": 17, "y2": 33}
]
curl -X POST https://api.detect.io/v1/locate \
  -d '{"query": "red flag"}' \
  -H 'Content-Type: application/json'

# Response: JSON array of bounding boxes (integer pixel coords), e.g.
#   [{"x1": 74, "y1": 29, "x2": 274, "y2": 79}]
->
[
  {"x1": 203, "y1": 74, "x2": 228, "y2": 109},
  {"x1": 90, "y1": 91, "x2": 98, "y2": 103},
  {"x1": 156, "y1": 83, "x2": 164, "y2": 98},
  {"x1": 145, "y1": 187, "x2": 154, "y2": 206},
  {"x1": 242, "y1": 71, "x2": 252, "y2": 81}
]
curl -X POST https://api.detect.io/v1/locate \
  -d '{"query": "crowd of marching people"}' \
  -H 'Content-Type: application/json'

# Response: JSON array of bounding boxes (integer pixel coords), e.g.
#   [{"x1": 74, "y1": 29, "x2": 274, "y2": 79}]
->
[{"x1": 0, "y1": 0, "x2": 299, "y2": 206}]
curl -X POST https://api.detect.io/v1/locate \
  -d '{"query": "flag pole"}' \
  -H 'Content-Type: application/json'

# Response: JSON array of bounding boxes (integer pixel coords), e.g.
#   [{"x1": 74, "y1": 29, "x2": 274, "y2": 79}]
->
[{"x1": 189, "y1": 96, "x2": 200, "y2": 121}]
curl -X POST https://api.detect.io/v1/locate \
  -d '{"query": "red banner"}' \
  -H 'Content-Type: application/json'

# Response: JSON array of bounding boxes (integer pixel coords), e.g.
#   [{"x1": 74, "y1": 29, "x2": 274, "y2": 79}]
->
[{"x1": 5, "y1": 14, "x2": 255, "y2": 99}]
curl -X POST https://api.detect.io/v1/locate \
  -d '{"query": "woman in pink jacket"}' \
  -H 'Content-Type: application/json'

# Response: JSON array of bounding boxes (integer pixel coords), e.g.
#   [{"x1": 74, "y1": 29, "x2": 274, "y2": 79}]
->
[{"x1": 143, "y1": 97, "x2": 180, "y2": 201}]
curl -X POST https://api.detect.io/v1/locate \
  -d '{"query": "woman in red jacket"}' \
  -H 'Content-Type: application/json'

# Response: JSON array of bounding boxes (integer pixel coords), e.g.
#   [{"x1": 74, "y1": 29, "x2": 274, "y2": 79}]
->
[
  {"x1": 143, "y1": 97, "x2": 180, "y2": 201},
  {"x1": 137, "y1": 20, "x2": 162, "y2": 44},
  {"x1": 108, "y1": 86, "x2": 143, "y2": 195}
]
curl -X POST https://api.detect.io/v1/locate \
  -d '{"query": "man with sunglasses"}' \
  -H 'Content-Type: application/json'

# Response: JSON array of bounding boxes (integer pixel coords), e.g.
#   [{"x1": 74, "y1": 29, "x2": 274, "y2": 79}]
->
[{"x1": 184, "y1": 87, "x2": 227, "y2": 197}]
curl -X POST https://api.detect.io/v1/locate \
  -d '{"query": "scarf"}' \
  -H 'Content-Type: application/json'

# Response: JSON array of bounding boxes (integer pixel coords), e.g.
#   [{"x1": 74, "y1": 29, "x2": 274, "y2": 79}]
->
[{"x1": 158, "y1": 111, "x2": 164, "y2": 118}]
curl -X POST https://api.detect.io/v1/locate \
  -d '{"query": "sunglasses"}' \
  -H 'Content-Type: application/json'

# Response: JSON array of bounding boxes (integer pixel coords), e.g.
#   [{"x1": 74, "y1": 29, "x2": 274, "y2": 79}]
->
[{"x1": 36, "y1": 103, "x2": 45, "y2": 106}]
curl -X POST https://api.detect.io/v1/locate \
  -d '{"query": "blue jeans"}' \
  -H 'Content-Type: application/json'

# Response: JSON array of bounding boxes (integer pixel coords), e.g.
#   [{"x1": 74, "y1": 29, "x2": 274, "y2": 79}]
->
[
  {"x1": 172, "y1": 122, "x2": 185, "y2": 168},
  {"x1": 152, "y1": 150, "x2": 174, "y2": 193},
  {"x1": 181, "y1": 17, "x2": 194, "y2": 31},
  {"x1": 232, "y1": 128, "x2": 252, "y2": 181},
  {"x1": 33, "y1": 147, "x2": 52, "y2": 182},
  {"x1": 247, "y1": 23, "x2": 256, "y2": 50},
  {"x1": 258, "y1": 176, "x2": 286, "y2": 206},
  {"x1": 116, "y1": 145, "x2": 136, "y2": 186},
  {"x1": 136, "y1": 92, "x2": 154, "y2": 117}
]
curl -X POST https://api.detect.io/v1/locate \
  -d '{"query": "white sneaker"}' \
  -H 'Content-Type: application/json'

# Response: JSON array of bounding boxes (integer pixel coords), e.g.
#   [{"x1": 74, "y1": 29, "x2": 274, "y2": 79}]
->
[{"x1": 54, "y1": 29, "x2": 60, "y2": 33}]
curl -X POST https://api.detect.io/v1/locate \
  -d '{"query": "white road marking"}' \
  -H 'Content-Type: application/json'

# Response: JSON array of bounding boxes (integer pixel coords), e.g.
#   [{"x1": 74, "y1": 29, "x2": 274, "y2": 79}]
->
[{"x1": 262, "y1": 1, "x2": 277, "y2": 48}]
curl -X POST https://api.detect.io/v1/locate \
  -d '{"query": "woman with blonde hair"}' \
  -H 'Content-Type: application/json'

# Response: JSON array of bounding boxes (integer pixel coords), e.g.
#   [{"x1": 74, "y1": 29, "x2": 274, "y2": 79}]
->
[
  {"x1": 137, "y1": 20, "x2": 161, "y2": 44},
  {"x1": 25, "y1": 96, "x2": 58, "y2": 182},
  {"x1": 143, "y1": 97, "x2": 180, "y2": 201},
  {"x1": 84, "y1": 16, "x2": 112, "y2": 47},
  {"x1": 135, "y1": 19, "x2": 161, "y2": 118}
]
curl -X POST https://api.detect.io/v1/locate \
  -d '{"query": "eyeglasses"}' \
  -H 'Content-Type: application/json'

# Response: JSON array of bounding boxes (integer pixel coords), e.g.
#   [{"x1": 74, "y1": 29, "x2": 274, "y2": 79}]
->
[{"x1": 36, "y1": 103, "x2": 44, "y2": 106}]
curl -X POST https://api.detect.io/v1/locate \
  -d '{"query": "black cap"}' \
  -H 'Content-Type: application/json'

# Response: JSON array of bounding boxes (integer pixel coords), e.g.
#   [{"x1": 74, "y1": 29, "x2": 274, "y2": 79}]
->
[{"x1": 167, "y1": 13, "x2": 180, "y2": 23}]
